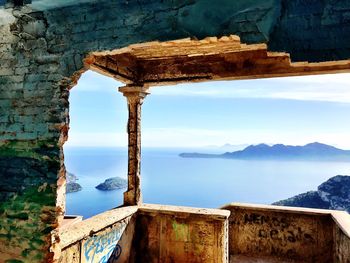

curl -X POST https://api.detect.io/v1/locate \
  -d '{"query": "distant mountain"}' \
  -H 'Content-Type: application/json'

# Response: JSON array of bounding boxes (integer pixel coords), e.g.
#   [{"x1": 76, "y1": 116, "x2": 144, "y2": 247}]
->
[
  {"x1": 179, "y1": 142, "x2": 350, "y2": 161},
  {"x1": 273, "y1": 175, "x2": 350, "y2": 213}
]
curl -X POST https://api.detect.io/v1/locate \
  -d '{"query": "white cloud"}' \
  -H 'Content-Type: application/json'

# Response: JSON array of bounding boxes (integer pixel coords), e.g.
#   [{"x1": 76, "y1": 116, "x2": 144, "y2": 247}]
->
[
  {"x1": 143, "y1": 128, "x2": 350, "y2": 149},
  {"x1": 64, "y1": 132, "x2": 128, "y2": 147},
  {"x1": 150, "y1": 73, "x2": 350, "y2": 103},
  {"x1": 64, "y1": 127, "x2": 350, "y2": 149},
  {"x1": 66, "y1": 71, "x2": 350, "y2": 148},
  {"x1": 71, "y1": 70, "x2": 124, "y2": 93},
  {"x1": 72, "y1": 70, "x2": 350, "y2": 103}
]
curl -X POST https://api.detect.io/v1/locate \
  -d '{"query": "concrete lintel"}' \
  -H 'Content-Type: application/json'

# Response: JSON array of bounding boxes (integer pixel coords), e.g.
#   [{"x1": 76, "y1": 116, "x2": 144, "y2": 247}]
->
[{"x1": 139, "y1": 203, "x2": 230, "y2": 220}]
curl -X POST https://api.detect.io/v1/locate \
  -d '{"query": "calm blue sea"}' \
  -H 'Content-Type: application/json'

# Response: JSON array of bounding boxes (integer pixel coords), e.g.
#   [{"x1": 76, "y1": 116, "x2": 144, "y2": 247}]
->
[{"x1": 64, "y1": 147, "x2": 350, "y2": 219}]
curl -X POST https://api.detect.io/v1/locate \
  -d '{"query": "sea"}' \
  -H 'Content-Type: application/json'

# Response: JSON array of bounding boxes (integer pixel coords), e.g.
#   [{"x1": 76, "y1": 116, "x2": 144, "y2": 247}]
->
[{"x1": 64, "y1": 147, "x2": 350, "y2": 219}]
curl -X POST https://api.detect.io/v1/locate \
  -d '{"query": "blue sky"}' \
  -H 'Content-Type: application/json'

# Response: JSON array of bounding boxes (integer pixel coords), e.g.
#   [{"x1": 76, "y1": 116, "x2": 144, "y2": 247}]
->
[{"x1": 65, "y1": 70, "x2": 350, "y2": 149}]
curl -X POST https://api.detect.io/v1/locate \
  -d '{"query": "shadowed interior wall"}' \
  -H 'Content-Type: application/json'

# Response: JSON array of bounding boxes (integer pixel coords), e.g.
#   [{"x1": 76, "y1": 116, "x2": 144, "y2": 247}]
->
[
  {"x1": 1, "y1": 0, "x2": 350, "y2": 261},
  {"x1": 132, "y1": 206, "x2": 229, "y2": 263}
]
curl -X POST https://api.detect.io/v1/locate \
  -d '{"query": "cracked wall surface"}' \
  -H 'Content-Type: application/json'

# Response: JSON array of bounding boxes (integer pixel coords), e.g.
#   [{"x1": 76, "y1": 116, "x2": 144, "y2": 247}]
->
[{"x1": 0, "y1": 0, "x2": 350, "y2": 262}]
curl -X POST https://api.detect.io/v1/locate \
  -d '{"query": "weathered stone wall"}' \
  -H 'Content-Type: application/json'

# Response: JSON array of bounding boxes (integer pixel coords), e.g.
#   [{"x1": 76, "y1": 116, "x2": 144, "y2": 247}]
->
[
  {"x1": 0, "y1": 8, "x2": 65, "y2": 262},
  {"x1": 223, "y1": 204, "x2": 335, "y2": 262},
  {"x1": 269, "y1": 0, "x2": 350, "y2": 62},
  {"x1": 1, "y1": 0, "x2": 350, "y2": 261}
]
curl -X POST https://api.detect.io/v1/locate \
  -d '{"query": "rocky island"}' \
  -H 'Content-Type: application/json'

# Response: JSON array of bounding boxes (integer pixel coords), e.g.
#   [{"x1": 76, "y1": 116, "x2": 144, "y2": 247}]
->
[
  {"x1": 96, "y1": 177, "x2": 127, "y2": 191},
  {"x1": 180, "y1": 142, "x2": 350, "y2": 161},
  {"x1": 273, "y1": 175, "x2": 350, "y2": 213},
  {"x1": 66, "y1": 172, "x2": 82, "y2": 193}
]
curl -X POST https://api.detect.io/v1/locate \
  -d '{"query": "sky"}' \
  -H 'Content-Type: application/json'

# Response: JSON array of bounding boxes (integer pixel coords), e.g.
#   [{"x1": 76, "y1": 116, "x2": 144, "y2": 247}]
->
[{"x1": 64, "y1": 70, "x2": 350, "y2": 149}]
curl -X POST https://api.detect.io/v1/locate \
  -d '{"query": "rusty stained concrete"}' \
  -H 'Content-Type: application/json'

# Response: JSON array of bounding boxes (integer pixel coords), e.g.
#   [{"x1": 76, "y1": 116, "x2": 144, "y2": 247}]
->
[{"x1": 134, "y1": 204, "x2": 230, "y2": 263}]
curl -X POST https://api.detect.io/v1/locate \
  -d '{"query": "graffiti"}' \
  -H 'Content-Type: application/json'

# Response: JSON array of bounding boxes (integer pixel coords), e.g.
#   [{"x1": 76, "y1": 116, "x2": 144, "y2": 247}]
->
[
  {"x1": 271, "y1": 246, "x2": 297, "y2": 258},
  {"x1": 107, "y1": 245, "x2": 122, "y2": 263},
  {"x1": 239, "y1": 213, "x2": 315, "y2": 245},
  {"x1": 243, "y1": 213, "x2": 289, "y2": 228},
  {"x1": 257, "y1": 227, "x2": 315, "y2": 244},
  {"x1": 83, "y1": 223, "x2": 126, "y2": 263},
  {"x1": 232, "y1": 212, "x2": 318, "y2": 259}
]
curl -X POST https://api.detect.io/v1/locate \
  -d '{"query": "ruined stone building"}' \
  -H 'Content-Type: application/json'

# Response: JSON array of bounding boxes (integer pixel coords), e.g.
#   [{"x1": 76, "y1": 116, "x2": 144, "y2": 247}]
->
[{"x1": 0, "y1": 0, "x2": 350, "y2": 262}]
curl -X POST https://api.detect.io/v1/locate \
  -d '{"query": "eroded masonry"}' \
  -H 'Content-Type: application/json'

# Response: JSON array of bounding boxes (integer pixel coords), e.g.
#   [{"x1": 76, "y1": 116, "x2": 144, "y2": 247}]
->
[{"x1": 0, "y1": 0, "x2": 350, "y2": 262}]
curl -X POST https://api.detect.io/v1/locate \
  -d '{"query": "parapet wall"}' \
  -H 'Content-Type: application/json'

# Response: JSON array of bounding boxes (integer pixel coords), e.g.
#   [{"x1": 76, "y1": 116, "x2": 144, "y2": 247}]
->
[
  {"x1": 58, "y1": 204, "x2": 350, "y2": 262},
  {"x1": 59, "y1": 206, "x2": 138, "y2": 263},
  {"x1": 223, "y1": 203, "x2": 350, "y2": 263}
]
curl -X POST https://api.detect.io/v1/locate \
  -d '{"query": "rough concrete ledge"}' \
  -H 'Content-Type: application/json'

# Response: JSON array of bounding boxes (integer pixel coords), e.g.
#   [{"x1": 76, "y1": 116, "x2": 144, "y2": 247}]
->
[
  {"x1": 58, "y1": 206, "x2": 138, "y2": 249},
  {"x1": 222, "y1": 202, "x2": 345, "y2": 215},
  {"x1": 222, "y1": 202, "x2": 350, "y2": 238},
  {"x1": 139, "y1": 203, "x2": 230, "y2": 220},
  {"x1": 332, "y1": 211, "x2": 350, "y2": 238},
  {"x1": 60, "y1": 215, "x2": 83, "y2": 229}
]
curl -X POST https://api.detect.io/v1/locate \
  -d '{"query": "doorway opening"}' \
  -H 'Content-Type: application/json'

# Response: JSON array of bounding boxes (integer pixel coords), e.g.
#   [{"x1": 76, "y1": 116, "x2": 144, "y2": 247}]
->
[{"x1": 64, "y1": 70, "x2": 128, "y2": 219}]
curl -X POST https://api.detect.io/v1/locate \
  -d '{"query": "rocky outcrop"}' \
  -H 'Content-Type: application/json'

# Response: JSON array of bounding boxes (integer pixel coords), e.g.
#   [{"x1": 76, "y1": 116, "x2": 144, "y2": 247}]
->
[
  {"x1": 66, "y1": 172, "x2": 82, "y2": 193},
  {"x1": 96, "y1": 177, "x2": 127, "y2": 191},
  {"x1": 318, "y1": 176, "x2": 350, "y2": 211},
  {"x1": 66, "y1": 182, "x2": 82, "y2": 193},
  {"x1": 273, "y1": 175, "x2": 350, "y2": 213}
]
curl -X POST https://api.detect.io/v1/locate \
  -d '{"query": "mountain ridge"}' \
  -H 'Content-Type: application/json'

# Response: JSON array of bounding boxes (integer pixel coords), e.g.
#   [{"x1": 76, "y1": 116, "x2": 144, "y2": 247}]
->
[{"x1": 179, "y1": 142, "x2": 350, "y2": 161}]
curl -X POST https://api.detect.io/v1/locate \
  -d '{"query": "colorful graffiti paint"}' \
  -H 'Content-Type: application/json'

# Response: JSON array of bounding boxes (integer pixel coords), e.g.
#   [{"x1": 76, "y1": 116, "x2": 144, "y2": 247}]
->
[{"x1": 82, "y1": 222, "x2": 126, "y2": 263}]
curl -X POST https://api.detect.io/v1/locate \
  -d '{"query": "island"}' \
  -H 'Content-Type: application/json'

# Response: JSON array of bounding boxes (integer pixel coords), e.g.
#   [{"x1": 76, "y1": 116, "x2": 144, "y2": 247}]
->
[
  {"x1": 66, "y1": 172, "x2": 82, "y2": 193},
  {"x1": 180, "y1": 142, "x2": 350, "y2": 161},
  {"x1": 95, "y1": 177, "x2": 127, "y2": 191},
  {"x1": 273, "y1": 175, "x2": 350, "y2": 213}
]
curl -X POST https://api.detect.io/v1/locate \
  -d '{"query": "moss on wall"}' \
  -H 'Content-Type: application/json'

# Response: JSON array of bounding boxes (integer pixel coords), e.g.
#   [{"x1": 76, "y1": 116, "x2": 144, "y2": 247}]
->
[{"x1": 0, "y1": 140, "x2": 60, "y2": 262}]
